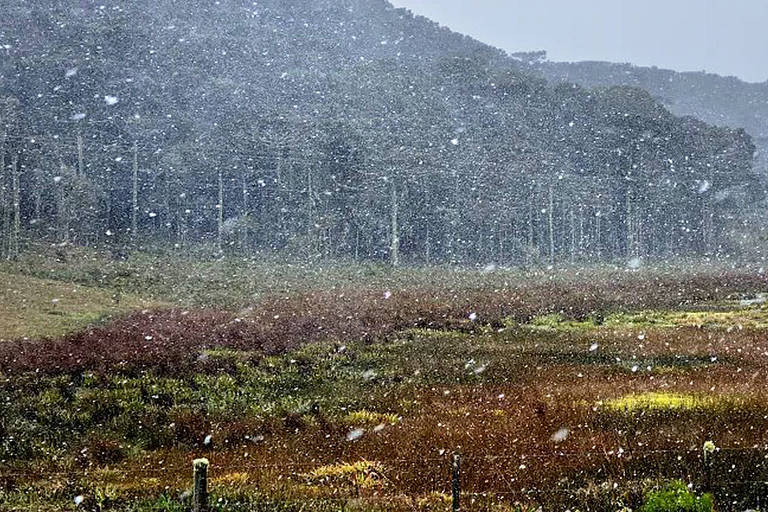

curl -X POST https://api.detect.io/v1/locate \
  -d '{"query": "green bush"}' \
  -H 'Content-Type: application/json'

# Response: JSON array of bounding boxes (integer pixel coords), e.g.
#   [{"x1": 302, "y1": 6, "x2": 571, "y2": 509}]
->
[{"x1": 640, "y1": 481, "x2": 713, "y2": 512}]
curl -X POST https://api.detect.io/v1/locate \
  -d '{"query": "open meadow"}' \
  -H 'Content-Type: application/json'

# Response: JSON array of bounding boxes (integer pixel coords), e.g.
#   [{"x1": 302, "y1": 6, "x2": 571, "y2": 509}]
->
[
  {"x1": 3, "y1": 0, "x2": 767, "y2": 510},
  {"x1": 2, "y1": 248, "x2": 768, "y2": 511}
]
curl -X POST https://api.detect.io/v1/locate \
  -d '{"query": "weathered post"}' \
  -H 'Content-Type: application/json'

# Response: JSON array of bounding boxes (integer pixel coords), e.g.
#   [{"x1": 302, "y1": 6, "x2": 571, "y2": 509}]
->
[
  {"x1": 452, "y1": 451, "x2": 461, "y2": 512},
  {"x1": 702, "y1": 441, "x2": 716, "y2": 494},
  {"x1": 193, "y1": 458, "x2": 209, "y2": 512}
]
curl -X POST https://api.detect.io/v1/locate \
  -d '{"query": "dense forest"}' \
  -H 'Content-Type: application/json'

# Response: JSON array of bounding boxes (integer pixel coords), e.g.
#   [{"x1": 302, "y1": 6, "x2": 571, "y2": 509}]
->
[
  {"x1": 532, "y1": 56, "x2": 768, "y2": 173},
  {"x1": 0, "y1": 0, "x2": 761, "y2": 265}
]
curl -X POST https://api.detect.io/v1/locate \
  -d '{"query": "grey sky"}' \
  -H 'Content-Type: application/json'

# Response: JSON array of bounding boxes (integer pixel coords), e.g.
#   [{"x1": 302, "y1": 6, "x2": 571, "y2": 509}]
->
[{"x1": 389, "y1": 0, "x2": 768, "y2": 83}]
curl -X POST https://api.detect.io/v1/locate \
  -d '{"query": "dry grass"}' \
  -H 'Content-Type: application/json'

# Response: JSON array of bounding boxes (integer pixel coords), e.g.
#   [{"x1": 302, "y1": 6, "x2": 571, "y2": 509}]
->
[
  {"x1": 4, "y1": 266, "x2": 768, "y2": 510},
  {"x1": 3, "y1": 269, "x2": 768, "y2": 376},
  {"x1": 0, "y1": 271, "x2": 158, "y2": 341}
]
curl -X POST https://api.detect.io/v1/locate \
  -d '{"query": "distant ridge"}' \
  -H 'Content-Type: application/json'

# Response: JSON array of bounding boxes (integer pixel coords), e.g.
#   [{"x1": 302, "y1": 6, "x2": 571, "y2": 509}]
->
[{"x1": 532, "y1": 57, "x2": 768, "y2": 172}]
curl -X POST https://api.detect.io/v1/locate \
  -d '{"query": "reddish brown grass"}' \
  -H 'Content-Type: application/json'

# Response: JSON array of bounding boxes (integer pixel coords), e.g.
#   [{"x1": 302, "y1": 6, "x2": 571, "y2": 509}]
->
[
  {"x1": 90, "y1": 364, "x2": 768, "y2": 507},
  {"x1": 2, "y1": 270, "x2": 767, "y2": 376}
]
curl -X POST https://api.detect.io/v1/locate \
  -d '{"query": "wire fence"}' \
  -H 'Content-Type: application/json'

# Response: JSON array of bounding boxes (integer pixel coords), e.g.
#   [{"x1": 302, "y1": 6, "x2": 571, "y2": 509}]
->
[{"x1": 5, "y1": 445, "x2": 768, "y2": 510}]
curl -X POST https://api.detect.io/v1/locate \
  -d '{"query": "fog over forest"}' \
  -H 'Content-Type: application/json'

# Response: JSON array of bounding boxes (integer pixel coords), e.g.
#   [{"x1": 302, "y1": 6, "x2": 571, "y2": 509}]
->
[{"x1": 1, "y1": 0, "x2": 765, "y2": 266}]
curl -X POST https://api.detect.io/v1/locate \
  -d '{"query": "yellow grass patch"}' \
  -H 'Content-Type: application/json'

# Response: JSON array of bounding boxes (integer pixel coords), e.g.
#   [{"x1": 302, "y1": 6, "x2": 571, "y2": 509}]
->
[
  {"x1": 0, "y1": 271, "x2": 158, "y2": 340},
  {"x1": 343, "y1": 410, "x2": 401, "y2": 426},
  {"x1": 599, "y1": 392, "x2": 742, "y2": 412},
  {"x1": 604, "y1": 307, "x2": 768, "y2": 329},
  {"x1": 304, "y1": 460, "x2": 386, "y2": 490},
  {"x1": 213, "y1": 472, "x2": 250, "y2": 487}
]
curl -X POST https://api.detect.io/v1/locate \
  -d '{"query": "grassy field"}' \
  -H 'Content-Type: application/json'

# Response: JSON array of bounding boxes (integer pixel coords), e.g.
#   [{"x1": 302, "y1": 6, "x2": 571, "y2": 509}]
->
[
  {"x1": 2, "y1": 246, "x2": 768, "y2": 511},
  {"x1": 0, "y1": 271, "x2": 159, "y2": 341}
]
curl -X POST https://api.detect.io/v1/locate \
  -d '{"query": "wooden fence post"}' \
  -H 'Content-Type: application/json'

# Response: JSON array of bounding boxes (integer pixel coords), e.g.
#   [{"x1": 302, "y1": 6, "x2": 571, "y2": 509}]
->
[
  {"x1": 193, "y1": 458, "x2": 209, "y2": 512},
  {"x1": 452, "y1": 451, "x2": 461, "y2": 512},
  {"x1": 702, "y1": 441, "x2": 715, "y2": 494}
]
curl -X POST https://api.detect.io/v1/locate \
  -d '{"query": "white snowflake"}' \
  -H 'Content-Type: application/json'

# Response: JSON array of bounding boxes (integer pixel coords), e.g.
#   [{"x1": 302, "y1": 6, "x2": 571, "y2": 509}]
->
[
  {"x1": 346, "y1": 428, "x2": 364, "y2": 441},
  {"x1": 551, "y1": 428, "x2": 569, "y2": 442}
]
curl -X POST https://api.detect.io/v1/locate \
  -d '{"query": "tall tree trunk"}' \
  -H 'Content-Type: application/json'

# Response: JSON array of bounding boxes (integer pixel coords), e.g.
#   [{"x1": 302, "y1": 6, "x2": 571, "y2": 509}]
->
[
  {"x1": 0, "y1": 129, "x2": 5, "y2": 258},
  {"x1": 77, "y1": 133, "x2": 84, "y2": 177},
  {"x1": 55, "y1": 172, "x2": 68, "y2": 244},
  {"x1": 33, "y1": 170, "x2": 41, "y2": 223},
  {"x1": 354, "y1": 227, "x2": 360, "y2": 261},
  {"x1": 708, "y1": 208, "x2": 714, "y2": 255},
  {"x1": 132, "y1": 141, "x2": 138, "y2": 238},
  {"x1": 241, "y1": 168, "x2": 249, "y2": 251},
  {"x1": 390, "y1": 179, "x2": 400, "y2": 268},
  {"x1": 569, "y1": 206, "x2": 576, "y2": 264},
  {"x1": 548, "y1": 186, "x2": 555, "y2": 264},
  {"x1": 177, "y1": 187, "x2": 187, "y2": 249},
  {"x1": 306, "y1": 166, "x2": 315, "y2": 244},
  {"x1": 527, "y1": 198, "x2": 534, "y2": 247},
  {"x1": 626, "y1": 190, "x2": 634, "y2": 257},
  {"x1": 3, "y1": 168, "x2": 10, "y2": 258},
  {"x1": 275, "y1": 148, "x2": 285, "y2": 249},
  {"x1": 55, "y1": 173, "x2": 63, "y2": 242},
  {"x1": 10, "y1": 155, "x2": 20, "y2": 260},
  {"x1": 578, "y1": 207, "x2": 584, "y2": 260},
  {"x1": 498, "y1": 227, "x2": 504, "y2": 265},
  {"x1": 217, "y1": 167, "x2": 224, "y2": 253},
  {"x1": 595, "y1": 212, "x2": 602, "y2": 260}
]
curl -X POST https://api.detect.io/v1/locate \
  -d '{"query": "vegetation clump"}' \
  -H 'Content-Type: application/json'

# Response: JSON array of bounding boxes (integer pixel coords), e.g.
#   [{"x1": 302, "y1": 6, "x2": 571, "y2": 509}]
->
[
  {"x1": 601, "y1": 392, "x2": 748, "y2": 413},
  {"x1": 639, "y1": 481, "x2": 713, "y2": 512},
  {"x1": 2, "y1": 260, "x2": 768, "y2": 510}
]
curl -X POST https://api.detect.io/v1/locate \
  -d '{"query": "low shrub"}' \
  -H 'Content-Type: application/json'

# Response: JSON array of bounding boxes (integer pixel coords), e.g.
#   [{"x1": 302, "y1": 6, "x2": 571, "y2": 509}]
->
[
  {"x1": 5, "y1": 268, "x2": 768, "y2": 377},
  {"x1": 640, "y1": 481, "x2": 713, "y2": 512}
]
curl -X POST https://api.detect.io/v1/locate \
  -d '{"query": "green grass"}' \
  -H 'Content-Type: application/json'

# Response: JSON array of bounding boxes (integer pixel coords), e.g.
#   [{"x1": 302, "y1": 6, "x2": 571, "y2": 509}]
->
[
  {"x1": 524, "y1": 307, "x2": 768, "y2": 333},
  {"x1": 528, "y1": 312, "x2": 598, "y2": 330},
  {"x1": 640, "y1": 481, "x2": 713, "y2": 512},
  {"x1": 4, "y1": 243, "x2": 765, "y2": 310},
  {"x1": 2, "y1": 244, "x2": 538, "y2": 309},
  {"x1": 604, "y1": 308, "x2": 768, "y2": 329},
  {"x1": 0, "y1": 329, "x2": 490, "y2": 460},
  {"x1": 343, "y1": 410, "x2": 401, "y2": 427},
  {"x1": 2, "y1": 324, "x2": 766, "y2": 510}
]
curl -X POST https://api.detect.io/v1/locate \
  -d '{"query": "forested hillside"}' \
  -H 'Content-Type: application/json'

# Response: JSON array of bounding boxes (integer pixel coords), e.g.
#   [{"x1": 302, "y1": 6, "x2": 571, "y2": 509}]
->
[
  {"x1": 0, "y1": 0, "x2": 760, "y2": 265},
  {"x1": 534, "y1": 57, "x2": 768, "y2": 172}
]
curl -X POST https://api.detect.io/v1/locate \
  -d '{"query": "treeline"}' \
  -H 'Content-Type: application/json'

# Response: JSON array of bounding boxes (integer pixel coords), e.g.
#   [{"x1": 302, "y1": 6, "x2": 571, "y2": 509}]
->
[
  {"x1": 0, "y1": 94, "x2": 758, "y2": 265},
  {"x1": 0, "y1": 0, "x2": 761, "y2": 265},
  {"x1": 533, "y1": 57, "x2": 768, "y2": 173}
]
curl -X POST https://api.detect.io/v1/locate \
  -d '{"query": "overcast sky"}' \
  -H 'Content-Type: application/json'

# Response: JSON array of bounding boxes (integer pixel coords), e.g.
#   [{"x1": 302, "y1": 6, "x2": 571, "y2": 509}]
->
[{"x1": 389, "y1": 0, "x2": 768, "y2": 83}]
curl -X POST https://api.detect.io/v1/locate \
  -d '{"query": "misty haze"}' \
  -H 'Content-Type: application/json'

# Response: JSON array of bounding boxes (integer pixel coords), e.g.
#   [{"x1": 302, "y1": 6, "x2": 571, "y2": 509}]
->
[{"x1": 1, "y1": 1, "x2": 767, "y2": 511}]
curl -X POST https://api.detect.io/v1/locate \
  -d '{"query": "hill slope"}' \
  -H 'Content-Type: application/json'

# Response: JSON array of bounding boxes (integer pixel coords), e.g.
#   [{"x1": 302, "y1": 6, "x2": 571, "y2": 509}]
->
[
  {"x1": 533, "y1": 57, "x2": 768, "y2": 172},
  {"x1": 0, "y1": 270, "x2": 155, "y2": 340},
  {"x1": 0, "y1": 0, "x2": 759, "y2": 264}
]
